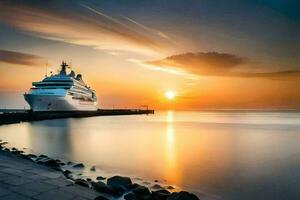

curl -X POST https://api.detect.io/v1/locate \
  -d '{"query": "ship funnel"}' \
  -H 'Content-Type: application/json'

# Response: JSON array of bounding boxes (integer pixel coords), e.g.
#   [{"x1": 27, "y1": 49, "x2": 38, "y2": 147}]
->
[
  {"x1": 69, "y1": 70, "x2": 75, "y2": 77},
  {"x1": 76, "y1": 74, "x2": 82, "y2": 80}
]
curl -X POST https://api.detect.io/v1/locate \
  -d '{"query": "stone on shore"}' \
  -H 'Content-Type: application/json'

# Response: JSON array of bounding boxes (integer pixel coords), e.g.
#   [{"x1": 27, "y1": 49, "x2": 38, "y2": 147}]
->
[
  {"x1": 27, "y1": 153, "x2": 37, "y2": 158},
  {"x1": 124, "y1": 192, "x2": 139, "y2": 200},
  {"x1": 0, "y1": 141, "x2": 8, "y2": 146},
  {"x1": 107, "y1": 175, "x2": 132, "y2": 189},
  {"x1": 132, "y1": 185, "x2": 151, "y2": 200},
  {"x1": 167, "y1": 191, "x2": 199, "y2": 200},
  {"x1": 132, "y1": 185, "x2": 151, "y2": 195},
  {"x1": 167, "y1": 186, "x2": 175, "y2": 190},
  {"x1": 75, "y1": 178, "x2": 90, "y2": 188},
  {"x1": 73, "y1": 163, "x2": 85, "y2": 169},
  {"x1": 127, "y1": 183, "x2": 141, "y2": 190},
  {"x1": 152, "y1": 184, "x2": 163, "y2": 190},
  {"x1": 63, "y1": 170, "x2": 73, "y2": 179},
  {"x1": 90, "y1": 166, "x2": 96, "y2": 171},
  {"x1": 92, "y1": 181, "x2": 110, "y2": 193},
  {"x1": 36, "y1": 156, "x2": 61, "y2": 170},
  {"x1": 44, "y1": 159, "x2": 60, "y2": 168},
  {"x1": 67, "y1": 161, "x2": 74, "y2": 165},
  {"x1": 94, "y1": 195, "x2": 110, "y2": 200},
  {"x1": 12, "y1": 149, "x2": 24, "y2": 155},
  {"x1": 96, "y1": 176, "x2": 106, "y2": 180},
  {"x1": 39, "y1": 154, "x2": 49, "y2": 158},
  {"x1": 151, "y1": 189, "x2": 171, "y2": 200},
  {"x1": 107, "y1": 176, "x2": 132, "y2": 196}
]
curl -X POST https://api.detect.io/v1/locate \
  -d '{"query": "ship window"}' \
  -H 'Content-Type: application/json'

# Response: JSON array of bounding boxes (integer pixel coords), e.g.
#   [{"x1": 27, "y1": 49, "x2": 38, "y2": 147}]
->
[{"x1": 36, "y1": 84, "x2": 71, "y2": 86}]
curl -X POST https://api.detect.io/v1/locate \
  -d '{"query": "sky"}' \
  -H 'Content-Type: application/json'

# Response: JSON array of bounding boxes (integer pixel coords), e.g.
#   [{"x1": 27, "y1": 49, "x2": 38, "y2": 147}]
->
[{"x1": 0, "y1": 0, "x2": 299, "y2": 110}]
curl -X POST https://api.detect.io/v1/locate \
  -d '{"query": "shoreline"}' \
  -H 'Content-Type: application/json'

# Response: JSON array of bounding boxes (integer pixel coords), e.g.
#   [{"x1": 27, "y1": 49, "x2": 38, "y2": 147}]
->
[{"x1": 0, "y1": 140, "x2": 200, "y2": 200}]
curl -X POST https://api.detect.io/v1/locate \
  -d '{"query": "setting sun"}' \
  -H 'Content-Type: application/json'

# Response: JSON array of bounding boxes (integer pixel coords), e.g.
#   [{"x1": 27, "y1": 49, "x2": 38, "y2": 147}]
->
[{"x1": 165, "y1": 91, "x2": 175, "y2": 100}]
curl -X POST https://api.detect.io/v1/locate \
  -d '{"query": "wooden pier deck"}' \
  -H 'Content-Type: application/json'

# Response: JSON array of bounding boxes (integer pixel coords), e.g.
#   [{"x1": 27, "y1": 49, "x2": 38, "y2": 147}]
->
[{"x1": 0, "y1": 109, "x2": 155, "y2": 125}]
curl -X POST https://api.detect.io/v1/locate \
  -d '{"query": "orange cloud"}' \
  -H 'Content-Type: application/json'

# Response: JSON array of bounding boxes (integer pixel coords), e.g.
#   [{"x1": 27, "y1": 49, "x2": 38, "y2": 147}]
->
[
  {"x1": 0, "y1": 2, "x2": 170, "y2": 56},
  {"x1": 0, "y1": 50, "x2": 45, "y2": 67},
  {"x1": 146, "y1": 52, "x2": 300, "y2": 79}
]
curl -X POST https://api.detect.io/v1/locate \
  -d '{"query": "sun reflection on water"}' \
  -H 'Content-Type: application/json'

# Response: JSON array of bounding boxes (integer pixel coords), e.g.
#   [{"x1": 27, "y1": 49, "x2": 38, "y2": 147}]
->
[{"x1": 164, "y1": 110, "x2": 181, "y2": 186}]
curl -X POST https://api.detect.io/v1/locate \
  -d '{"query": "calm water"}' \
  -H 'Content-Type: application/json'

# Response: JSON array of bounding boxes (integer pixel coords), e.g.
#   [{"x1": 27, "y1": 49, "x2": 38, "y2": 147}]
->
[{"x1": 0, "y1": 111, "x2": 300, "y2": 200}]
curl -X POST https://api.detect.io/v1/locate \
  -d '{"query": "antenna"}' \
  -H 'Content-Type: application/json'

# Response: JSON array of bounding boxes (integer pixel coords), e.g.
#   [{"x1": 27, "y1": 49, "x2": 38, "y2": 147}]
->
[{"x1": 45, "y1": 61, "x2": 48, "y2": 77}]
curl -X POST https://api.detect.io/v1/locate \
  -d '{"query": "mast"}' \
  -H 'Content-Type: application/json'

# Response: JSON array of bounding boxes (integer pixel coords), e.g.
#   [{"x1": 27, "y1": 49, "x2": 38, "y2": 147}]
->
[
  {"x1": 45, "y1": 61, "x2": 48, "y2": 77},
  {"x1": 60, "y1": 61, "x2": 68, "y2": 75}
]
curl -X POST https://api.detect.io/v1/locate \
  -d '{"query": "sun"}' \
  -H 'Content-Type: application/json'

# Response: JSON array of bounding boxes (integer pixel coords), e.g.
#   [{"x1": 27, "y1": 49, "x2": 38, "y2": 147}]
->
[{"x1": 165, "y1": 91, "x2": 175, "y2": 100}]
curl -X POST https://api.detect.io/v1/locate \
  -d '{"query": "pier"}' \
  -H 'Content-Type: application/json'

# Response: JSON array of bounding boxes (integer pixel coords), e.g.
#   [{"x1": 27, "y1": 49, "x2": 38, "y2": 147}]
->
[{"x1": 0, "y1": 109, "x2": 155, "y2": 125}]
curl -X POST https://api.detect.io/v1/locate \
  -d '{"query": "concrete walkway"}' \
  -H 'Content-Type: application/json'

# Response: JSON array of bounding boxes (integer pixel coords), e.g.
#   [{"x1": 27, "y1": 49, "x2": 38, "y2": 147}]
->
[{"x1": 0, "y1": 151, "x2": 101, "y2": 200}]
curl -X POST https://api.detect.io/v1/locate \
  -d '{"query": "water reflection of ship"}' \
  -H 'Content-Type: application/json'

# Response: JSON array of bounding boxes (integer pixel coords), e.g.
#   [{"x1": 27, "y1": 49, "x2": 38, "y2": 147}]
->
[{"x1": 28, "y1": 119, "x2": 72, "y2": 158}]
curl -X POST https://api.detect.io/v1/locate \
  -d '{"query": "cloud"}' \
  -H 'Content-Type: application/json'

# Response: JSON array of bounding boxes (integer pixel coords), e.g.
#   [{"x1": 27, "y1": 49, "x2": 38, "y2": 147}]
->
[
  {"x1": 146, "y1": 52, "x2": 300, "y2": 78},
  {"x1": 0, "y1": 1, "x2": 170, "y2": 56},
  {"x1": 122, "y1": 16, "x2": 170, "y2": 39},
  {"x1": 0, "y1": 50, "x2": 45, "y2": 67}
]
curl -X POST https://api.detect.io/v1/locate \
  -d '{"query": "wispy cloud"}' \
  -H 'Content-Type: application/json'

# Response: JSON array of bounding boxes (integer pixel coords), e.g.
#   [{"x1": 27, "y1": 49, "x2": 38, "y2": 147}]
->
[
  {"x1": 0, "y1": 50, "x2": 45, "y2": 67},
  {"x1": 146, "y1": 52, "x2": 300, "y2": 79},
  {"x1": 123, "y1": 16, "x2": 170, "y2": 39},
  {"x1": 127, "y1": 58, "x2": 199, "y2": 80},
  {"x1": 0, "y1": 1, "x2": 171, "y2": 56}
]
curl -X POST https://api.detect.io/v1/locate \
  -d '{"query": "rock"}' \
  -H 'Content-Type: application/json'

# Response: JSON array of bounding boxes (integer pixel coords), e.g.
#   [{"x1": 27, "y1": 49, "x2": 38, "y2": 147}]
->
[
  {"x1": 62, "y1": 170, "x2": 72, "y2": 179},
  {"x1": 87, "y1": 178, "x2": 92, "y2": 182},
  {"x1": 44, "y1": 159, "x2": 60, "y2": 168},
  {"x1": 166, "y1": 186, "x2": 175, "y2": 190},
  {"x1": 36, "y1": 157, "x2": 61, "y2": 170},
  {"x1": 124, "y1": 192, "x2": 139, "y2": 200},
  {"x1": 151, "y1": 189, "x2": 171, "y2": 200},
  {"x1": 132, "y1": 185, "x2": 151, "y2": 197},
  {"x1": 39, "y1": 154, "x2": 48, "y2": 158},
  {"x1": 19, "y1": 154, "x2": 32, "y2": 160},
  {"x1": 152, "y1": 184, "x2": 163, "y2": 190},
  {"x1": 90, "y1": 166, "x2": 96, "y2": 171},
  {"x1": 134, "y1": 177, "x2": 143, "y2": 181},
  {"x1": 92, "y1": 181, "x2": 111, "y2": 193},
  {"x1": 73, "y1": 163, "x2": 85, "y2": 169},
  {"x1": 0, "y1": 142, "x2": 8, "y2": 146},
  {"x1": 75, "y1": 179, "x2": 89, "y2": 188},
  {"x1": 167, "y1": 191, "x2": 199, "y2": 200},
  {"x1": 127, "y1": 183, "x2": 141, "y2": 190},
  {"x1": 55, "y1": 159, "x2": 65, "y2": 165},
  {"x1": 107, "y1": 175, "x2": 132, "y2": 190},
  {"x1": 94, "y1": 196, "x2": 109, "y2": 200},
  {"x1": 67, "y1": 161, "x2": 74, "y2": 165},
  {"x1": 154, "y1": 180, "x2": 159, "y2": 182},
  {"x1": 96, "y1": 176, "x2": 106, "y2": 180},
  {"x1": 27, "y1": 154, "x2": 37, "y2": 158},
  {"x1": 59, "y1": 162, "x2": 66, "y2": 166},
  {"x1": 12, "y1": 150, "x2": 24, "y2": 155}
]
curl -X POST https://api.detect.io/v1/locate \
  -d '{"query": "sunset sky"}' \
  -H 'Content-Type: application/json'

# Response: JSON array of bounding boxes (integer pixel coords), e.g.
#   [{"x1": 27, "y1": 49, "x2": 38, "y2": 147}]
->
[{"x1": 0, "y1": 0, "x2": 299, "y2": 110}]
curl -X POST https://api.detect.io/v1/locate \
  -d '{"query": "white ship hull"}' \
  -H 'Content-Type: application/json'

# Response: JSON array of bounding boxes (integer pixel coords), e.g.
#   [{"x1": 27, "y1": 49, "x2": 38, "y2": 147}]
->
[{"x1": 24, "y1": 93, "x2": 98, "y2": 112}]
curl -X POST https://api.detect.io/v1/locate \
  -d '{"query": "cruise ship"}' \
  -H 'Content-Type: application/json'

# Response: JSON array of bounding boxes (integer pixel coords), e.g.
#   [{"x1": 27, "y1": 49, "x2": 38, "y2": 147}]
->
[{"x1": 24, "y1": 61, "x2": 98, "y2": 111}]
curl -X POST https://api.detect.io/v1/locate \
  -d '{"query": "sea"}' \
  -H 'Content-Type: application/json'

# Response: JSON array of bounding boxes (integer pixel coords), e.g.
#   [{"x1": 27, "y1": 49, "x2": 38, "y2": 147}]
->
[{"x1": 0, "y1": 111, "x2": 299, "y2": 200}]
